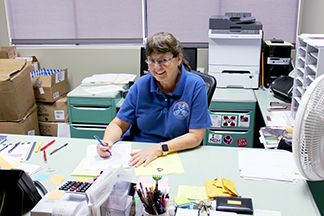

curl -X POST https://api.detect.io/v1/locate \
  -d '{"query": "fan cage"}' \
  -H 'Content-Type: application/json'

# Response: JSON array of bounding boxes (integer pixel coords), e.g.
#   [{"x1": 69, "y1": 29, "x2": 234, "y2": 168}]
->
[{"x1": 296, "y1": 76, "x2": 324, "y2": 180}]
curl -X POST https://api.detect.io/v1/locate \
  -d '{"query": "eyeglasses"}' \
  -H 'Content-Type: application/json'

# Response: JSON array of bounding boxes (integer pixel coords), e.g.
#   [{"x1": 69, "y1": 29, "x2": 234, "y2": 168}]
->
[{"x1": 145, "y1": 56, "x2": 174, "y2": 66}]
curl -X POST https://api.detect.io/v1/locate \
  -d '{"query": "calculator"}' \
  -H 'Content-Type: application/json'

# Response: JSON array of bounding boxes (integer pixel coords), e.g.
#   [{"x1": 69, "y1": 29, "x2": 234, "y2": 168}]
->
[{"x1": 58, "y1": 180, "x2": 93, "y2": 194}]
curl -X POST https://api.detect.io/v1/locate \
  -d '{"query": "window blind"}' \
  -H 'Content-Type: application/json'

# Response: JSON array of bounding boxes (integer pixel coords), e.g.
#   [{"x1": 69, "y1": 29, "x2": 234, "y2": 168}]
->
[{"x1": 5, "y1": 0, "x2": 299, "y2": 46}]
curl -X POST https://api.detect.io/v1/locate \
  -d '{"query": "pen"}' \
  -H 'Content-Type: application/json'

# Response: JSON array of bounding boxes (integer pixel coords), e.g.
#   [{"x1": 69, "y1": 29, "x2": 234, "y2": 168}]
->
[
  {"x1": 0, "y1": 144, "x2": 9, "y2": 152},
  {"x1": 40, "y1": 139, "x2": 55, "y2": 151},
  {"x1": 50, "y1": 143, "x2": 68, "y2": 155},
  {"x1": 8, "y1": 141, "x2": 20, "y2": 154},
  {"x1": 43, "y1": 150, "x2": 47, "y2": 163},
  {"x1": 93, "y1": 134, "x2": 112, "y2": 156},
  {"x1": 35, "y1": 140, "x2": 44, "y2": 153}
]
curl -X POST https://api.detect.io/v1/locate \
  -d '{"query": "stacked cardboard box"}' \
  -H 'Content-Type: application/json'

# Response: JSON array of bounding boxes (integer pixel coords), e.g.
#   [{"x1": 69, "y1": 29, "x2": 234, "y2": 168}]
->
[
  {"x1": 0, "y1": 59, "x2": 40, "y2": 135},
  {"x1": 0, "y1": 46, "x2": 17, "y2": 59},
  {"x1": 31, "y1": 68, "x2": 69, "y2": 102},
  {"x1": 31, "y1": 68, "x2": 70, "y2": 137},
  {"x1": 37, "y1": 97, "x2": 70, "y2": 137}
]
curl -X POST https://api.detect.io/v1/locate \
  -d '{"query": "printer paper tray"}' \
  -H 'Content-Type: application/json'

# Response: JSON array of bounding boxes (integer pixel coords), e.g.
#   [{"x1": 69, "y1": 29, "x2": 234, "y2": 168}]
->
[{"x1": 209, "y1": 71, "x2": 259, "y2": 89}]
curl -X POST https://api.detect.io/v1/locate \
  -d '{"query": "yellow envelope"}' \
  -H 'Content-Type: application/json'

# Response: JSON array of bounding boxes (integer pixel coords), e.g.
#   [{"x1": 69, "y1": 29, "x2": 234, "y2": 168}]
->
[{"x1": 221, "y1": 177, "x2": 238, "y2": 197}]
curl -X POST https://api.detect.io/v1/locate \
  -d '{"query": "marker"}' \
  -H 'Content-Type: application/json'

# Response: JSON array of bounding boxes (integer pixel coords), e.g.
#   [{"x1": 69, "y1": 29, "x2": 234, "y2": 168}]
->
[
  {"x1": 43, "y1": 150, "x2": 47, "y2": 163},
  {"x1": 35, "y1": 140, "x2": 44, "y2": 153},
  {"x1": 93, "y1": 134, "x2": 112, "y2": 156},
  {"x1": 50, "y1": 143, "x2": 68, "y2": 155},
  {"x1": 40, "y1": 139, "x2": 55, "y2": 151},
  {"x1": 8, "y1": 141, "x2": 21, "y2": 154}
]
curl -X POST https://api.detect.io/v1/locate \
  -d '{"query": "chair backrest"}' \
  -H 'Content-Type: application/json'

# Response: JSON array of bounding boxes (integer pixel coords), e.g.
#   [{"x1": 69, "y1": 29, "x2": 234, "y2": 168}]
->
[{"x1": 190, "y1": 70, "x2": 217, "y2": 106}]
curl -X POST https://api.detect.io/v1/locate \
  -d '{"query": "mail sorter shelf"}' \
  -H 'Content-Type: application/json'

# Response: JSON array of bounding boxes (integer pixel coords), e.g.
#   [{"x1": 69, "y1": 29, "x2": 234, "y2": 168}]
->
[
  {"x1": 67, "y1": 85, "x2": 123, "y2": 139},
  {"x1": 291, "y1": 34, "x2": 324, "y2": 119},
  {"x1": 204, "y1": 100, "x2": 256, "y2": 148}
]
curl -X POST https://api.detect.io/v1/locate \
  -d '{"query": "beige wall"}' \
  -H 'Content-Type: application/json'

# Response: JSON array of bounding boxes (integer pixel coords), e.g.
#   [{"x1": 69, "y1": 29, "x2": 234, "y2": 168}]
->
[{"x1": 298, "y1": 0, "x2": 324, "y2": 35}]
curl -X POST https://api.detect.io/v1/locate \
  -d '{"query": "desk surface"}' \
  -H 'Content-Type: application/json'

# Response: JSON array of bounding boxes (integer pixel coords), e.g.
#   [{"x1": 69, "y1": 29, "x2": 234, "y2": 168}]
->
[{"x1": 1, "y1": 134, "x2": 319, "y2": 216}]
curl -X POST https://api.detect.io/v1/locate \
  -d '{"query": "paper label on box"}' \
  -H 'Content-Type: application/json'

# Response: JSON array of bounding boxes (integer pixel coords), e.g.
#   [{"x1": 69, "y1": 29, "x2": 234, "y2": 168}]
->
[
  {"x1": 55, "y1": 71, "x2": 65, "y2": 83},
  {"x1": 38, "y1": 87, "x2": 44, "y2": 94},
  {"x1": 28, "y1": 130, "x2": 35, "y2": 135},
  {"x1": 210, "y1": 114, "x2": 221, "y2": 127},
  {"x1": 54, "y1": 110, "x2": 65, "y2": 120},
  {"x1": 222, "y1": 116, "x2": 237, "y2": 127},
  {"x1": 208, "y1": 134, "x2": 222, "y2": 144},
  {"x1": 238, "y1": 114, "x2": 250, "y2": 127},
  {"x1": 53, "y1": 91, "x2": 59, "y2": 99}
]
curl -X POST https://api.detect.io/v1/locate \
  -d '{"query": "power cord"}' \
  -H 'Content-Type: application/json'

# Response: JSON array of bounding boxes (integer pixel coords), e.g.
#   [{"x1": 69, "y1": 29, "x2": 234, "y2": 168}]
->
[
  {"x1": 0, "y1": 191, "x2": 5, "y2": 214},
  {"x1": 34, "y1": 180, "x2": 48, "y2": 196}
]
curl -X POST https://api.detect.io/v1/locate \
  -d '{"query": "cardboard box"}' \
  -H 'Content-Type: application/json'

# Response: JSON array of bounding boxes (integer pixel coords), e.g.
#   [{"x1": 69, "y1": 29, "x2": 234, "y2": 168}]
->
[
  {"x1": 0, "y1": 59, "x2": 36, "y2": 121},
  {"x1": 0, "y1": 104, "x2": 39, "y2": 135},
  {"x1": 0, "y1": 46, "x2": 18, "y2": 59},
  {"x1": 38, "y1": 121, "x2": 58, "y2": 136},
  {"x1": 37, "y1": 97, "x2": 69, "y2": 122},
  {"x1": 38, "y1": 121, "x2": 70, "y2": 137},
  {"x1": 16, "y1": 56, "x2": 40, "y2": 71},
  {"x1": 32, "y1": 69, "x2": 69, "y2": 102}
]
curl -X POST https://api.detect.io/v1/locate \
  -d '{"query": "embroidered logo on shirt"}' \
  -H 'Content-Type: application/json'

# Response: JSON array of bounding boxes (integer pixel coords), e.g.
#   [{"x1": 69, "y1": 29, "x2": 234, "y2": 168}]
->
[{"x1": 173, "y1": 102, "x2": 189, "y2": 119}]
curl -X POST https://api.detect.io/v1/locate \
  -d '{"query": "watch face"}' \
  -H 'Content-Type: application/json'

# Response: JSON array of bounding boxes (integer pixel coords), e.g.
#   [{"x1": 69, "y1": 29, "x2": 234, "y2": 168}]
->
[{"x1": 162, "y1": 144, "x2": 168, "y2": 151}]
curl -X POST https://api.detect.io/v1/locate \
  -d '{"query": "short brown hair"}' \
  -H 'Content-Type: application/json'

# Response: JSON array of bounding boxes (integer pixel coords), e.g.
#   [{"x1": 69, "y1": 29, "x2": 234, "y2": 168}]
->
[{"x1": 146, "y1": 32, "x2": 191, "y2": 71}]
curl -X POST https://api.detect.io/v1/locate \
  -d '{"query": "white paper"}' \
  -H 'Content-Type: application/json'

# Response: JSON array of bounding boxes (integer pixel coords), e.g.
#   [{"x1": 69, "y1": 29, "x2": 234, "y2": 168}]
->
[
  {"x1": 14, "y1": 163, "x2": 42, "y2": 175},
  {"x1": 82, "y1": 74, "x2": 119, "y2": 84},
  {"x1": 83, "y1": 85, "x2": 125, "y2": 95},
  {"x1": 84, "y1": 144, "x2": 131, "y2": 170},
  {"x1": 238, "y1": 149, "x2": 297, "y2": 183},
  {"x1": 254, "y1": 209, "x2": 281, "y2": 216},
  {"x1": 176, "y1": 208, "x2": 237, "y2": 216},
  {"x1": 267, "y1": 111, "x2": 294, "y2": 127},
  {"x1": 57, "y1": 123, "x2": 71, "y2": 138},
  {"x1": 0, "y1": 141, "x2": 36, "y2": 161}
]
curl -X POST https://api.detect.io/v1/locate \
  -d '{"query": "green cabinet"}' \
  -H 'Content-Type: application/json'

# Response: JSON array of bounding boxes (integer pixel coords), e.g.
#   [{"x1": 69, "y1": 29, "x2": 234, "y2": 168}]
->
[
  {"x1": 204, "y1": 88, "x2": 257, "y2": 148},
  {"x1": 67, "y1": 85, "x2": 123, "y2": 139}
]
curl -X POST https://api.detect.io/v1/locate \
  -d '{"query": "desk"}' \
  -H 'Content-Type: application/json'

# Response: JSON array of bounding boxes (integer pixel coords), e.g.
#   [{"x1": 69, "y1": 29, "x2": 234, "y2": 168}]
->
[
  {"x1": 0, "y1": 134, "x2": 318, "y2": 216},
  {"x1": 253, "y1": 88, "x2": 283, "y2": 126}
]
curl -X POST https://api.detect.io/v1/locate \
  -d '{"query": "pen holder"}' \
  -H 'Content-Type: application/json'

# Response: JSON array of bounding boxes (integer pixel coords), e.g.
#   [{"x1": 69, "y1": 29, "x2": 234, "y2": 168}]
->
[{"x1": 144, "y1": 209, "x2": 167, "y2": 216}]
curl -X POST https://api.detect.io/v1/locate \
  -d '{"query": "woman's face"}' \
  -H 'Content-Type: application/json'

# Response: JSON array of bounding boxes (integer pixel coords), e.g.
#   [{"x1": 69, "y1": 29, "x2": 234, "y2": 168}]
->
[{"x1": 147, "y1": 51, "x2": 182, "y2": 85}]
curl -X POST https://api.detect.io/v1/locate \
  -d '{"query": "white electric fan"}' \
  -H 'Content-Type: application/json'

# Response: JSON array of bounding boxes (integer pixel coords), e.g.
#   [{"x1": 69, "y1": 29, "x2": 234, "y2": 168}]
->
[{"x1": 293, "y1": 74, "x2": 324, "y2": 181}]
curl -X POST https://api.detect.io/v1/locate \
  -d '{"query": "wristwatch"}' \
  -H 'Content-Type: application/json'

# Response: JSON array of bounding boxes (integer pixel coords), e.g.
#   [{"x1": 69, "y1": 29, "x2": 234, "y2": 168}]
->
[{"x1": 160, "y1": 142, "x2": 169, "y2": 155}]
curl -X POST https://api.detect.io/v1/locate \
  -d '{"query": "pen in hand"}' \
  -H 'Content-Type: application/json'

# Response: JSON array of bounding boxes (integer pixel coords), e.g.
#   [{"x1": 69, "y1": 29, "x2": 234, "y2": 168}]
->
[{"x1": 93, "y1": 134, "x2": 112, "y2": 156}]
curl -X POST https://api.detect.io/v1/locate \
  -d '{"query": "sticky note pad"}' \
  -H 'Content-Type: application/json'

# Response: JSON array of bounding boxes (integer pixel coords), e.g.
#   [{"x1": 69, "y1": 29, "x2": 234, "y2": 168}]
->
[
  {"x1": 47, "y1": 190, "x2": 65, "y2": 200},
  {"x1": 0, "y1": 156, "x2": 13, "y2": 170},
  {"x1": 75, "y1": 177, "x2": 89, "y2": 183},
  {"x1": 49, "y1": 174, "x2": 64, "y2": 184},
  {"x1": 174, "y1": 195, "x2": 191, "y2": 207}
]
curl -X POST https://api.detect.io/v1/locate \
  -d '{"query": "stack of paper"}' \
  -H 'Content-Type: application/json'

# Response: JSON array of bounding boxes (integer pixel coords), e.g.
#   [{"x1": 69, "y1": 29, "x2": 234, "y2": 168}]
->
[
  {"x1": 81, "y1": 73, "x2": 136, "y2": 86},
  {"x1": 238, "y1": 149, "x2": 298, "y2": 183}
]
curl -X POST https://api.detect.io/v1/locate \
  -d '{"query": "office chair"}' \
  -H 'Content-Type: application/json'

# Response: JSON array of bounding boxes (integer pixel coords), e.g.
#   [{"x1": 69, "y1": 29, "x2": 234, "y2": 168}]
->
[{"x1": 190, "y1": 70, "x2": 217, "y2": 106}]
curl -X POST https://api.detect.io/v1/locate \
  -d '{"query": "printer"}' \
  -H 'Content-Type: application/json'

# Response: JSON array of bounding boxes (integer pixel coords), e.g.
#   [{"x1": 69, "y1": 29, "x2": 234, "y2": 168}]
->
[{"x1": 208, "y1": 13, "x2": 263, "y2": 89}]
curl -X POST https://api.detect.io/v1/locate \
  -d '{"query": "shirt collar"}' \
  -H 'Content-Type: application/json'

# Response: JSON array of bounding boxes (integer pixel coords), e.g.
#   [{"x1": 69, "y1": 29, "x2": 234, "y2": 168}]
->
[{"x1": 149, "y1": 65, "x2": 187, "y2": 96}]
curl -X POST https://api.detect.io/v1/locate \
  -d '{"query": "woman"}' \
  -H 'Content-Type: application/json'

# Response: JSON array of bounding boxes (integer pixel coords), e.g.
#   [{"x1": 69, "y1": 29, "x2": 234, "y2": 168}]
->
[{"x1": 97, "y1": 32, "x2": 212, "y2": 167}]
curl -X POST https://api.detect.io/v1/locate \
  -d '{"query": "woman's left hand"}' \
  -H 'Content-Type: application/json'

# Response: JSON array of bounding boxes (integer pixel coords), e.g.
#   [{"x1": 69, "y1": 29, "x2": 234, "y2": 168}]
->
[{"x1": 128, "y1": 144, "x2": 162, "y2": 167}]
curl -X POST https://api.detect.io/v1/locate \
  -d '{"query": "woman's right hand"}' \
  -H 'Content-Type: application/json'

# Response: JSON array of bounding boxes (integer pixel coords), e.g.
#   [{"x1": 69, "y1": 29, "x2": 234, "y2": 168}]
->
[{"x1": 96, "y1": 141, "x2": 113, "y2": 158}]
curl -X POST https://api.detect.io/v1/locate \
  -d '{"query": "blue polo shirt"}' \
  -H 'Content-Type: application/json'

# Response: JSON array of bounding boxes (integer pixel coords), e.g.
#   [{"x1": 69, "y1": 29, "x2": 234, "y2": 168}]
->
[{"x1": 117, "y1": 65, "x2": 212, "y2": 142}]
